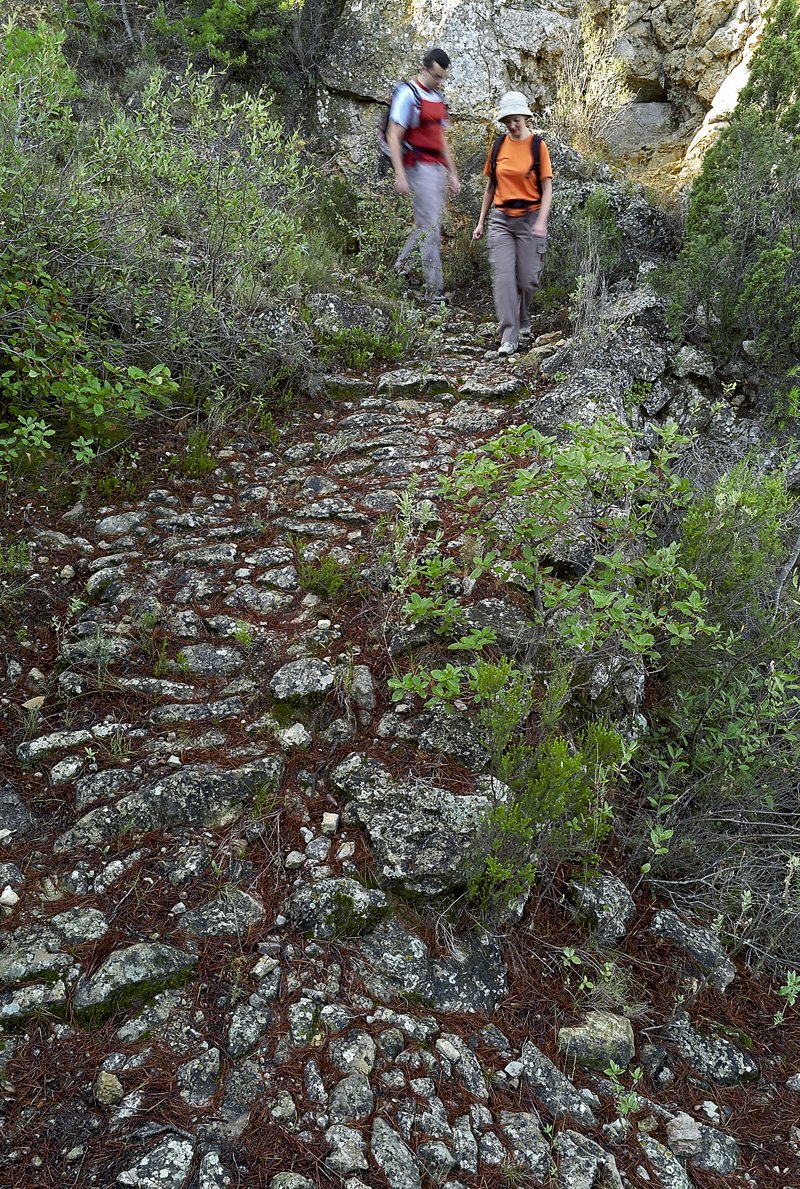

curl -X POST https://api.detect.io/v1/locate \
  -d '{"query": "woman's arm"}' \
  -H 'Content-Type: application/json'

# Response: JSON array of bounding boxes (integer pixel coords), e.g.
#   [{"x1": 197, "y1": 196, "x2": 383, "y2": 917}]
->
[
  {"x1": 472, "y1": 179, "x2": 496, "y2": 239},
  {"x1": 533, "y1": 177, "x2": 553, "y2": 236}
]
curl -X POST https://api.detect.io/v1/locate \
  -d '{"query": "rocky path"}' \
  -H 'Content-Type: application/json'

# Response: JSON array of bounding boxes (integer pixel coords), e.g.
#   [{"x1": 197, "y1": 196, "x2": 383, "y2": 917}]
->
[{"x1": 1, "y1": 304, "x2": 798, "y2": 1189}]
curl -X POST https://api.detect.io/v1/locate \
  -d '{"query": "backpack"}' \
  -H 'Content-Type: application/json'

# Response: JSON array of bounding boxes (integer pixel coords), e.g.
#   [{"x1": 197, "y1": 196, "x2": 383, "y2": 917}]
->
[
  {"x1": 489, "y1": 132, "x2": 543, "y2": 205},
  {"x1": 378, "y1": 80, "x2": 423, "y2": 162}
]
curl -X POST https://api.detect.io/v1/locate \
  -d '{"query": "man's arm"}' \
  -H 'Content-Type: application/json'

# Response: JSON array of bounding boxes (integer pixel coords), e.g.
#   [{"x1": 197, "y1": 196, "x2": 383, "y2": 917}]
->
[
  {"x1": 533, "y1": 177, "x2": 552, "y2": 236},
  {"x1": 440, "y1": 131, "x2": 460, "y2": 195},
  {"x1": 387, "y1": 121, "x2": 410, "y2": 196}
]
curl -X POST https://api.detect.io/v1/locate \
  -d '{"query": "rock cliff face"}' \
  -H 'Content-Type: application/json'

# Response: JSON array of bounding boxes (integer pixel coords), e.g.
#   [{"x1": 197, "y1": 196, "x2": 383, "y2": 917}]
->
[{"x1": 318, "y1": 0, "x2": 766, "y2": 174}]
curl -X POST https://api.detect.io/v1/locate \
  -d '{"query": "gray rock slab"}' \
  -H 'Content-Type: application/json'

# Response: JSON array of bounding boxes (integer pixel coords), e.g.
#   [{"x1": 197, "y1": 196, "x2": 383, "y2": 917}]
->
[
  {"x1": 55, "y1": 758, "x2": 283, "y2": 852},
  {"x1": 270, "y1": 1176, "x2": 316, "y2": 1189},
  {"x1": 228, "y1": 1002, "x2": 273, "y2": 1058},
  {"x1": 463, "y1": 598, "x2": 538, "y2": 655},
  {"x1": 325, "y1": 1124, "x2": 369, "y2": 1175},
  {"x1": 72, "y1": 942, "x2": 196, "y2": 1017},
  {"x1": 173, "y1": 643, "x2": 244, "y2": 677},
  {"x1": 97, "y1": 511, "x2": 147, "y2": 538},
  {"x1": 0, "y1": 908, "x2": 108, "y2": 987},
  {"x1": 568, "y1": 872, "x2": 635, "y2": 945},
  {"x1": 178, "y1": 1046, "x2": 222, "y2": 1107},
  {"x1": 0, "y1": 782, "x2": 35, "y2": 837},
  {"x1": 666, "y1": 1111, "x2": 740, "y2": 1174},
  {"x1": 371, "y1": 1117, "x2": 421, "y2": 1189},
  {"x1": 329, "y1": 1029, "x2": 377, "y2": 1075},
  {"x1": 498, "y1": 1112, "x2": 549, "y2": 1181},
  {"x1": 330, "y1": 753, "x2": 500, "y2": 896},
  {"x1": 269, "y1": 658, "x2": 335, "y2": 702},
  {"x1": 417, "y1": 1140, "x2": 456, "y2": 1179},
  {"x1": 287, "y1": 877, "x2": 390, "y2": 940},
  {"x1": 437, "y1": 1033, "x2": 488, "y2": 1098},
  {"x1": 198, "y1": 1150, "x2": 234, "y2": 1189},
  {"x1": 329, "y1": 1071, "x2": 374, "y2": 1123},
  {"x1": 521, "y1": 1041, "x2": 597, "y2": 1126},
  {"x1": 179, "y1": 887, "x2": 264, "y2": 937},
  {"x1": 358, "y1": 917, "x2": 506, "y2": 1013},
  {"x1": 650, "y1": 909, "x2": 736, "y2": 991},
  {"x1": 665, "y1": 1011, "x2": 759, "y2": 1084},
  {"x1": 557, "y1": 1010, "x2": 635, "y2": 1071},
  {"x1": 639, "y1": 1135, "x2": 694, "y2": 1187},
  {"x1": 552, "y1": 1129, "x2": 623, "y2": 1188},
  {"x1": 116, "y1": 1135, "x2": 193, "y2": 1187},
  {"x1": 1, "y1": 979, "x2": 68, "y2": 1024}
]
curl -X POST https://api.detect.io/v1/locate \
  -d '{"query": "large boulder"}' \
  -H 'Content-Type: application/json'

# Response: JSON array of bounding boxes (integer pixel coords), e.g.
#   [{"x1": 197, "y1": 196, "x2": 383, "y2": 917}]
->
[{"x1": 330, "y1": 753, "x2": 507, "y2": 896}]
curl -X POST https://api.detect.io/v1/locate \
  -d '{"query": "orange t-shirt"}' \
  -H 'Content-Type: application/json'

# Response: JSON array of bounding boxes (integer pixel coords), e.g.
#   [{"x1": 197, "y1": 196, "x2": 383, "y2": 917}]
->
[{"x1": 483, "y1": 134, "x2": 553, "y2": 215}]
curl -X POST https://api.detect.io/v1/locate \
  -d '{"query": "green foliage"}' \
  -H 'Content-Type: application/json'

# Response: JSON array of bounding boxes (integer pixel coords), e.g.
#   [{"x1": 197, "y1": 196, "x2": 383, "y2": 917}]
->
[
  {"x1": 538, "y1": 185, "x2": 626, "y2": 321},
  {"x1": 315, "y1": 323, "x2": 407, "y2": 370},
  {"x1": 295, "y1": 544, "x2": 356, "y2": 601},
  {"x1": 180, "y1": 427, "x2": 216, "y2": 477},
  {"x1": 680, "y1": 457, "x2": 797, "y2": 627},
  {"x1": 154, "y1": 0, "x2": 290, "y2": 73},
  {"x1": 667, "y1": 0, "x2": 800, "y2": 410},
  {"x1": 1, "y1": 15, "x2": 322, "y2": 478},
  {"x1": 630, "y1": 457, "x2": 800, "y2": 971},
  {"x1": 443, "y1": 419, "x2": 715, "y2": 665}
]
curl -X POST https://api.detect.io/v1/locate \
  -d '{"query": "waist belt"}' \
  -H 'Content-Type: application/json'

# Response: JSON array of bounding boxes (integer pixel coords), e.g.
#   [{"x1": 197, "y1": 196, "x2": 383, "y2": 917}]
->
[{"x1": 496, "y1": 199, "x2": 539, "y2": 211}]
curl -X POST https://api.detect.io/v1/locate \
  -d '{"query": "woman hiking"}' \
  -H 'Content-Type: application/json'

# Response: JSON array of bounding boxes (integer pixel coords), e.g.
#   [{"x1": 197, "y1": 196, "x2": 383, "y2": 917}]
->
[{"x1": 473, "y1": 91, "x2": 553, "y2": 356}]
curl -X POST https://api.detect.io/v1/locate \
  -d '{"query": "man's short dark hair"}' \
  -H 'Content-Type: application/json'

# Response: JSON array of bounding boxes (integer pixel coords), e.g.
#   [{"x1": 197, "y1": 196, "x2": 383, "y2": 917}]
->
[{"x1": 423, "y1": 47, "x2": 450, "y2": 70}]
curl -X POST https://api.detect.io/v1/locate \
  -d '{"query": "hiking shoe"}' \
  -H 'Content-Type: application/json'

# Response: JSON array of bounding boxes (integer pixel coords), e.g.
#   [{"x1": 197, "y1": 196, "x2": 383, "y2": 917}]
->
[
  {"x1": 424, "y1": 290, "x2": 453, "y2": 305},
  {"x1": 497, "y1": 340, "x2": 518, "y2": 357},
  {"x1": 519, "y1": 324, "x2": 531, "y2": 342}
]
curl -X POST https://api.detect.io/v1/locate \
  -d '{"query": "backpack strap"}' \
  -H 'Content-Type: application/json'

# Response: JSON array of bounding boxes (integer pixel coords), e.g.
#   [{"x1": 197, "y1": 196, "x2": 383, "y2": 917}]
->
[
  {"x1": 531, "y1": 132, "x2": 542, "y2": 192},
  {"x1": 489, "y1": 133, "x2": 505, "y2": 187}
]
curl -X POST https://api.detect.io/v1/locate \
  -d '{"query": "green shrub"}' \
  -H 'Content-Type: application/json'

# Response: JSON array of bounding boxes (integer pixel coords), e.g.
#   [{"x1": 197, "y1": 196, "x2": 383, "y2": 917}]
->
[
  {"x1": 154, "y1": 0, "x2": 291, "y2": 73},
  {"x1": 667, "y1": 0, "x2": 800, "y2": 412}
]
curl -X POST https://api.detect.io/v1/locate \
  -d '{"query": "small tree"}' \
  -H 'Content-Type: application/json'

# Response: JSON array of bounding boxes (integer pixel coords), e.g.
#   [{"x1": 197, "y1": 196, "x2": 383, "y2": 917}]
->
[{"x1": 668, "y1": 0, "x2": 800, "y2": 413}]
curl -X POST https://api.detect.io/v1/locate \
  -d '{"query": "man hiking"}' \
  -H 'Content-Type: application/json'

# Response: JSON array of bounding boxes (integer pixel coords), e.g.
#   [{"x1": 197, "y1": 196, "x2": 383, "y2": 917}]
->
[{"x1": 386, "y1": 47, "x2": 460, "y2": 303}]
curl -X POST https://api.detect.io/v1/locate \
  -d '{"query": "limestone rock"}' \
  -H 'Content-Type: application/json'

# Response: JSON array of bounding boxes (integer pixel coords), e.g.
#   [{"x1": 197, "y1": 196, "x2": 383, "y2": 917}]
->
[
  {"x1": 269, "y1": 658, "x2": 335, "y2": 703},
  {"x1": 330, "y1": 753, "x2": 504, "y2": 896},
  {"x1": 93, "y1": 1071, "x2": 125, "y2": 1105},
  {"x1": 287, "y1": 877, "x2": 390, "y2": 940},
  {"x1": 55, "y1": 759, "x2": 284, "y2": 852},
  {"x1": 639, "y1": 1135, "x2": 694, "y2": 1187},
  {"x1": 569, "y1": 872, "x2": 635, "y2": 945},
  {"x1": 325, "y1": 1124, "x2": 369, "y2": 1175},
  {"x1": 521, "y1": 1041, "x2": 597, "y2": 1126},
  {"x1": 179, "y1": 888, "x2": 264, "y2": 937},
  {"x1": 72, "y1": 943, "x2": 196, "y2": 1018},
  {"x1": 552, "y1": 1129, "x2": 623, "y2": 1188},
  {"x1": 116, "y1": 1135, "x2": 194, "y2": 1187},
  {"x1": 666, "y1": 1111, "x2": 740, "y2": 1174},
  {"x1": 358, "y1": 916, "x2": 506, "y2": 1013},
  {"x1": 665, "y1": 1011, "x2": 758, "y2": 1085},
  {"x1": 557, "y1": 1010, "x2": 635, "y2": 1072},
  {"x1": 370, "y1": 1116, "x2": 421, "y2": 1189},
  {"x1": 329, "y1": 1071, "x2": 374, "y2": 1123},
  {"x1": 498, "y1": 1111, "x2": 550, "y2": 1181},
  {"x1": 329, "y1": 1030, "x2": 377, "y2": 1076},
  {"x1": 650, "y1": 909, "x2": 736, "y2": 991}
]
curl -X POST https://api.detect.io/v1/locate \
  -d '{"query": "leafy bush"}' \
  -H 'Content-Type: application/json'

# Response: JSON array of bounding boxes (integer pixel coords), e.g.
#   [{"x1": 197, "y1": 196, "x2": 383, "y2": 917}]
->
[
  {"x1": 0, "y1": 16, "x2": 327, "y2": 473},
  {"x1": 667, "y1": 0, "x2": 800, "y2": 412},
  {"x1": 154, "y1": 0, "x2": 291, "y2": 73}
]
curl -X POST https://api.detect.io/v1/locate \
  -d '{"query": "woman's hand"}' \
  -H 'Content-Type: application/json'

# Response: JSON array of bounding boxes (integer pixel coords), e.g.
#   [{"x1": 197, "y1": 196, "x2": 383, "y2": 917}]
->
[
  {"x1": 532, "y1": 216, "x2": 548, "y2": 238},
  {"x1": 448, "y1": 170, "x2": 461, "y2": 196},
  {"x1": 472, "y1": 221, "x2": 484, "y2": 240}
]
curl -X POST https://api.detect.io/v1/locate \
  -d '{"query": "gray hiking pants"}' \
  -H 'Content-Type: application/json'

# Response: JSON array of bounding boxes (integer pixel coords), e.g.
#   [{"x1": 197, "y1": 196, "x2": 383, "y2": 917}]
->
[
  {"x1": 395, "y1": 162, "x2": 448, "y2": 296},
  {"x1": 487, "y1": 209, "x2": 547, "y2": 345}
]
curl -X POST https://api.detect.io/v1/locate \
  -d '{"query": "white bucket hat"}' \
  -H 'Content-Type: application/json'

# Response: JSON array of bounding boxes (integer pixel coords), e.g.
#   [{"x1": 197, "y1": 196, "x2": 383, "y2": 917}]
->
[{"x1": 496, "y1": 90, "x2": 534, "y2": 123}]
